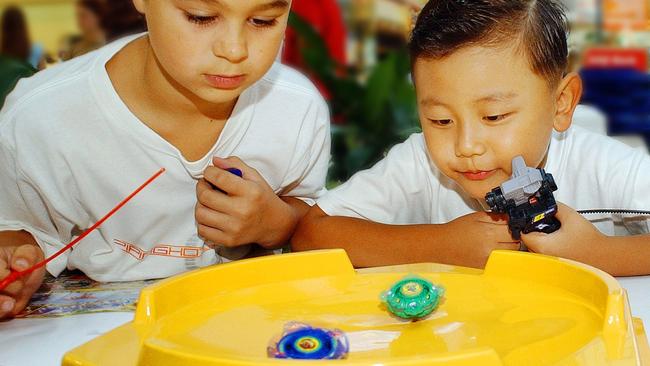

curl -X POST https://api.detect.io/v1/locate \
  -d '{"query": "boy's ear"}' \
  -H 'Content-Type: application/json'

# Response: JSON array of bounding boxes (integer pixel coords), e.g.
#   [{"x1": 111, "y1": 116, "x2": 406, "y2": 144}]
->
[
  {"x1": 553, "y1": 72, "x2": 583, "y2": 132},
  {"x1": 132, "y1": 0, "x2": 147, "y2": 14}
]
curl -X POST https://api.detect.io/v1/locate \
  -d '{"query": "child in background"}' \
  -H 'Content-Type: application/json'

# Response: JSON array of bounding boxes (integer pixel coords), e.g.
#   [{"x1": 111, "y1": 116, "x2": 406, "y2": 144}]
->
[
  {"x1": 0, "y1": 0, "x2": 330, "y2": 318},
  {"x1": 293, "y1": 0, "x2": 650, "y2": 276}
]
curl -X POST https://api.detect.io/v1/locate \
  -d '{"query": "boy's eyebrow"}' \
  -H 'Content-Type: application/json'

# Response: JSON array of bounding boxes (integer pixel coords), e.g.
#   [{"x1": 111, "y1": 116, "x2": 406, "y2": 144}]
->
[
  {"x1": 473, "y1": 92, "x2": 519, "y2": 103},
  {"x1": 420, "y1": 97, "x2": 450, "y2": 108},
  {"x1": 196, "y1": 0, "x2": 290, "y2": 11},
  {"x1": 253, "y1": 0, "x2": 290, "y2": 11},
  {"x1": 420, "y1": 92, "x2": 518, "y2": 107}
]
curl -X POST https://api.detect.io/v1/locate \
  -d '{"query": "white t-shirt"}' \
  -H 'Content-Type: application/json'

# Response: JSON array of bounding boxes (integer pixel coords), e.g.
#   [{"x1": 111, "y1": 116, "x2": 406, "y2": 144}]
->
[
  {"x1": 0, "y1": 34, "x2": 331, "y2": 281},
  {"x1": 318, "y1": 125, "x2": 650, "y2": 236}
]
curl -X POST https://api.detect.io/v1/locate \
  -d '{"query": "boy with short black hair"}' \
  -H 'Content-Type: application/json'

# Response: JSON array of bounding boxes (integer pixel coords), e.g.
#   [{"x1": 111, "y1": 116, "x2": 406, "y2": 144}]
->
[{"x1": 293, "y1": 0, "x2": 650, "y2": 276}]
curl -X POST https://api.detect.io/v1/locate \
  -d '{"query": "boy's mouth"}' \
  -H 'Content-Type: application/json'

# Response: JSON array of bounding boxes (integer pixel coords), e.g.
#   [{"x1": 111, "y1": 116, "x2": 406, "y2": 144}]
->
[
  {"x1": 203, "y1": 74, "x2": 246, "y2": 90},
  {"x1": 460, "y1": 170, "x2": 497, "y2": 181}
]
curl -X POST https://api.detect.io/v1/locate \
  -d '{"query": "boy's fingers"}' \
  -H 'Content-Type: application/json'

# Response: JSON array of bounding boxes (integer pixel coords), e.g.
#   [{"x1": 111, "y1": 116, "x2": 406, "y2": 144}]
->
[
  {"x1": 0, "y1": 246, "x2": 11, "y2": 265},
  {"x1": 0, "y1": 258, "x2": 9, "y2": 276},
  {"x1": 2, "y1": 277, "x2": 24, "y2": 296},
  {"x1": 197, "y1": 179, "x2": 225, "y2": 202},
  {"x1": 197, "y1": 224, "x2": 236, "y2": 248},
  {"x1": 195, "y1": 204, "x2": 234, "y2": 231},
  {"x1": 11, "y1": 244, "x2": 42, "y2": 272},
  {"x1": 12, "y1": 296, "x2": 32, "y2": 317},
  {"x1": 213, "y1": 156, "x2": 265, "y2": 185},
  {"x1": 196, "y1": 185, "x2": 236, "y2": 213},
  {"x1": 196, "y1": 178, "x2": 210, "y2": 195},
  {"x1": 520, "y1": 232, "x2": 547, "y2": 252},
  {"x1": 204, "y1": 166, "x2": 247, "y2": 196},
  {"x1": 0, "y1": 294, "x2": 16, "y2": 318},
  {"x1": 213, "y1": 156, "x2": 247, "y2": 174}
]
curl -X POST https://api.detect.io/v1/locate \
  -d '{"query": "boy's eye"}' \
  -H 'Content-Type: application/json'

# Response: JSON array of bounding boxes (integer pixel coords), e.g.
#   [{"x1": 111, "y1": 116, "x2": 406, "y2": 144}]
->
[
  {"x1": 483, "y1": 114, "x2": 509, "y2": 123},
  {"x1": 185, "y1": 12, "x2": 217, "y2": 26},
  {"x1": 249, "y1": 18, "x2": 278, "y2": 28},
  {"x1": 430, "y1": 119, "x2": 453, "y2": 126}
]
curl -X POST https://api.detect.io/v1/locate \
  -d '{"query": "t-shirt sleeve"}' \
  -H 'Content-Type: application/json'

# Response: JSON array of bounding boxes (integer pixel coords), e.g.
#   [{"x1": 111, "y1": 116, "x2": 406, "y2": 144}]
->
[
  {"x1": 279, "y1": 97, "x2": 331, "y2": 206},
  {"x1": 618, "y1": 148, "x2": 650, "y2": 235},
  {"x1": 0, "y1": 118, "x2": 70, "y2": 276},
  {"x1": 316, "y1": 134, "x2": 432, "y2": 224}
]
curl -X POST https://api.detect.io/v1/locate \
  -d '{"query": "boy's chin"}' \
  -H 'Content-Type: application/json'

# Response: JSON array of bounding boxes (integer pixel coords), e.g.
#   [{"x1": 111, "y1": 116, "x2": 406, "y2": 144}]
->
[
  {"x1": 195, "y1": 88, "x2": 243, "y2": 105},
  {"x1": 459, "y1": 183, "x2": 494, "y2": 201}
]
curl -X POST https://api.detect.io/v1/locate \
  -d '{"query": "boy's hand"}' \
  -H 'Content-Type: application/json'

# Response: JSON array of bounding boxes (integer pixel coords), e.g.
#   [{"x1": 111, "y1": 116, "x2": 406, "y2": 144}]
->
[
  {"x1": 444, "y1": 211, "x2": 521, "y2": 267},
  {"x1": 195, "y1": 157, "x2": 298, "y2": 250},
  {"x1": 0, "y1": 244, "x2": 45, "y2": 319},
  {"x1": 521, "y1": 202, "x2": 604, "y2": 261}
]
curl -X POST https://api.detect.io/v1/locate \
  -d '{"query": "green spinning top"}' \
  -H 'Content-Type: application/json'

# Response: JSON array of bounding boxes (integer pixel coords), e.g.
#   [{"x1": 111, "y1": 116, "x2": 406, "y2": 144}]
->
[{"x1": 381, "y1": 277, "x2": 444, "y2": 320}]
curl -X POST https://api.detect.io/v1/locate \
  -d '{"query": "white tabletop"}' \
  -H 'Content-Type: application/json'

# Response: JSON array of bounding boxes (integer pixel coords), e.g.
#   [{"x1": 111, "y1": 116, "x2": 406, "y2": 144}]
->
[
  {"x1": 618, "y1": 275, "x2": 650, "y2": 325},
  {"x1": 1, "y1": 277, "x2": 648, "y2": 366},
  {"x1": 0, "y1": 312, "x2": 132, "y2": 366}
]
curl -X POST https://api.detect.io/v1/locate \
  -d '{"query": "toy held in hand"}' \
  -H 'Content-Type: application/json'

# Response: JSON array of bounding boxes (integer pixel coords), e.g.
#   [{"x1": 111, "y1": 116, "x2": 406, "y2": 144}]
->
[
  {"x1": 267, "y1": 322, "x2": 349, "y2": 360},
  {"x1": 485, "y1": 156, "x2": 561, "y2": 240},
  {"x1": 209, "y1": 167, "x2": 243, "y2": 193},
  {"x1": 381, "y1": 276, "x2": 444, "y2": 320}
]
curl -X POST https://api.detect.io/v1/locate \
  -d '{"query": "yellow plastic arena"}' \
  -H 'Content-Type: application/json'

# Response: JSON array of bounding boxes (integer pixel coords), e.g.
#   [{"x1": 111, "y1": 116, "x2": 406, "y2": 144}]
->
[{"x1": 63, "y1": 249, "x2": 650, "y2": 365}]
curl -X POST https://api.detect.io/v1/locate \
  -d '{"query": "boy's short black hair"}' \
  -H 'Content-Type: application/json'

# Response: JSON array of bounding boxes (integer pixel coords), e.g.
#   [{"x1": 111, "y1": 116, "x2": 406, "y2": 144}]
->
[{"x1": 409, "y1": 0, "x2": 568, "y2": 85}]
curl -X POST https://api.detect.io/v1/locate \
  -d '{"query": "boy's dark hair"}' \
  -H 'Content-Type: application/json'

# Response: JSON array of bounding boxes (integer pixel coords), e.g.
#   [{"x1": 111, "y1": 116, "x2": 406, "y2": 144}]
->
[
  {"x1": 409, "y1": 0, "x2": 568, "y2": 85},
  {"x1": 1, "y1": 5, "x2": 31, "y2": 62},
  {"x1": 77, "y1": 0, "x2": 107, "y2": 19},
  {"x1": 101, "y1": 0, "x2": 146, "y2": 42}
]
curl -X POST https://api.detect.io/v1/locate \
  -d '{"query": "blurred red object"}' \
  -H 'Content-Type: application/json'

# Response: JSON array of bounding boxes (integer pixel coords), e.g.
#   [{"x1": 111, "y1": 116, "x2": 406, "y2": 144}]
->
[
  {"x1": 282, "y1": 0, "x2": 347, "y2": 100},
  {"x1": 583, "y1": 48, "x2": 648, "y2": 72}
]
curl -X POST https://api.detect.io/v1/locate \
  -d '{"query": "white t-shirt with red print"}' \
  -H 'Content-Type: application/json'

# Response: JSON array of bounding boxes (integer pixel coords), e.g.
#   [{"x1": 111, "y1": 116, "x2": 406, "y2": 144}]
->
[
  {"x1": 318, "y1": 121, "x2": 650, "y2": 237},
  {"x1": 0, "y1": 34, "x2": 331, "y2": 281}
]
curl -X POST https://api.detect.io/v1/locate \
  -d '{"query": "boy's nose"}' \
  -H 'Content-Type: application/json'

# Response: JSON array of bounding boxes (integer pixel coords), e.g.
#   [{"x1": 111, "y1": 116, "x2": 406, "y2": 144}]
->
[
  {"x1": 455, "y1": 123, "x2": 487, "y2": 158},
  {"x1": 213, "y1": 27, "x2": 248, "y2": 63}
]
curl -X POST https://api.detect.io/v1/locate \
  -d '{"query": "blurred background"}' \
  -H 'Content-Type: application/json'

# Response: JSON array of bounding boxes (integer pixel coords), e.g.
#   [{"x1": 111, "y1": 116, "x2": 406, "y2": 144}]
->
[{"x1": 1, "y1": 0, "x2": 649, "y2": 185}]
